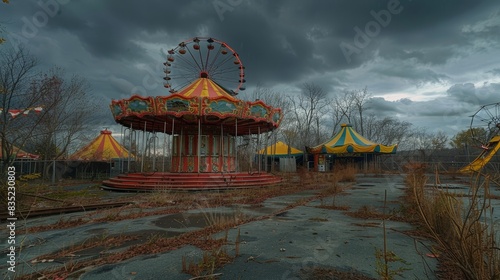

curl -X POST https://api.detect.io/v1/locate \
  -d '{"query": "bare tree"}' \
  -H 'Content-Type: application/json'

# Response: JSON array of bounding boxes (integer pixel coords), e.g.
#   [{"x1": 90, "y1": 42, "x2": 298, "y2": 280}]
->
[
  {"x1": 367, "y1": 116, "x2": 413, "y2": 146},
  {"x1": 351, "y1": 87, "x2": 372, "y2": 135},
  {"x1": 288, "y1": 83, "x2": 329, "y2": 147},
  {"x1": 329, "y1": 98, "x2": 345, "y2": 137},
  {"x1": 430, "y1": 131, "x2": 449, "y2": 150},
  {"x1": 27, "y1": 69, "x2": 97, "y2": 161},
  {"x1": 0, "y1": 47, "x2": 49, "y2": 174},
  {"x1": 331, "y1": 87, "x2": 372, "y2": 135},
  {"x1": 332, "y1": 90, "x2": 355, "y2": 125}
]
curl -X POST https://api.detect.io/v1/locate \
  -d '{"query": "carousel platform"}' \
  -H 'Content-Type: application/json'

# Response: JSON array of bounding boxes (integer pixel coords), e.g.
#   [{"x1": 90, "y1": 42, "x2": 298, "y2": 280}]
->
[{"x1": 101, "y1": 172, "x2": 282, "y2": 191}]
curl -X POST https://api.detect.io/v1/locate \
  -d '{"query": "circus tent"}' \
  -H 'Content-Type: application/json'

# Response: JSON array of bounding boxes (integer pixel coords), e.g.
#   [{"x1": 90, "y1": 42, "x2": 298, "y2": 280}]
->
[
  {"x1": 258, "y1": 141, "x2": 303, "y2": 158},
  {"x1": 308, "y1": 124, "x2": 397, "y2": 172},
  {"x1": 70, "y1": 129, "x2": 131, "y2": 161},
  {"x1": 309, "y1": 124, "x2": 397, "y2": 155}
]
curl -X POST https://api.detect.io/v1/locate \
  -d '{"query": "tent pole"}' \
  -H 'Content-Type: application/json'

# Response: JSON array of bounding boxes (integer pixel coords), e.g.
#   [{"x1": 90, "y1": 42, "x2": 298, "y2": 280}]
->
[{"x1": 274, "y1": 131, "x2": 277, "y2": 172}]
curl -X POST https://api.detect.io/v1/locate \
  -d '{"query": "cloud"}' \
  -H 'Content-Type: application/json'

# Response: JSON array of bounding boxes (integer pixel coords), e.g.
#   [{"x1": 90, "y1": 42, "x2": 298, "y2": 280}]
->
[{"x1": 447, "y1": 82, "x2": 500, "y2": 106}]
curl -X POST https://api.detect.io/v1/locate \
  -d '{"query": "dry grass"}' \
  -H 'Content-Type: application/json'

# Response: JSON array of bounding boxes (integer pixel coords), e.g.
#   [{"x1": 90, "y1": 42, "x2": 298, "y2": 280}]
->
[
  {"x1": 182, "y1": 248, "x2": 232, "y2": 278},
  {"x1": 404, "y1": 163, "x2": 500, "y2": 279},
  {"x1": 333, "y1": 164, "x2": 358, "y2": 182}
]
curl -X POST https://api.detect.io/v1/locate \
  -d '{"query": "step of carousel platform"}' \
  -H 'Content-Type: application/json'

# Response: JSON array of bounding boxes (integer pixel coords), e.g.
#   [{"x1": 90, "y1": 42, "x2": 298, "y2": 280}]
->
[{"x1": 101, "y1": 172, "x2": 282, "y2": 191}]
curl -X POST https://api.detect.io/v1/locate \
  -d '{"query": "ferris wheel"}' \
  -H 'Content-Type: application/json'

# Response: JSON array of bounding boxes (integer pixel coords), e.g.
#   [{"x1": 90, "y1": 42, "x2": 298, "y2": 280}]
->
[
  {"x1": 162, "y1": 37, "x2": 246, "y2": 95},
  {"x1": 470, "y1": 102, "x2": 500, "y2": 144}
]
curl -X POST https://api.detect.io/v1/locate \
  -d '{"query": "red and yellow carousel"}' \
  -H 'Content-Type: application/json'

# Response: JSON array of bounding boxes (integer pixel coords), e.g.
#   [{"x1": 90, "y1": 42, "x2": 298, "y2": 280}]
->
[{"x1": 102, "y1": 37, "x2": 283, "y2": 190}]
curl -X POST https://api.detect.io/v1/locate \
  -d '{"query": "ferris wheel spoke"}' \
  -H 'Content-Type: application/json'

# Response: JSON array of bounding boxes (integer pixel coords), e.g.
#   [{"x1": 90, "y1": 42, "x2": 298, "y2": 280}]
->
[
  {"x1": 175, "y1": 52, "x2": 202, "y2": 70},
  {"x1": 185, "y1": 47, "x2": 203, "y2": 73},
  {"x1": 209, "y1": 56, "x2": 238, "y2": 77},
  {"x1": 163, "y1": 37, "x2": 245, "y2": 94},
  {"x1": 206, "y1": 44, "x2": 223, "y2": 74}
]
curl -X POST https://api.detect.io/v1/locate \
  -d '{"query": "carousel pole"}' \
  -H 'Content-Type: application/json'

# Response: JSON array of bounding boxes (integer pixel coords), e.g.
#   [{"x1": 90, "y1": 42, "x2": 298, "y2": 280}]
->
[
  {"x1": 120, "y1": 126, "x2": 123, "y2": 173},
  {"x1": 162, "y1": 122, "x2": 166, "y2": 172},
  {"x1": 152, "y1": 132, "x2": 157, "y2": 171},
  {"x1": 220, "y1": 124, "x2": 223, "y2": 172},
  {"x1": 171, "y1": 118, "x2": 175, "y2": 172},
  {"x1": 235, "y1": 118, "x2": 238, "y2": 172},
  {"x1": 258, "y1": 127, "x2": 262, "y2": 174},
  {"x1": 198, "y1": 117, "x2": 201, "y2": 173},
  {"x1": 128, "y1": 124, "x2": 132, "y2": 173},
  {"x1": 141, "y1": 121, "x2": 146, "y2": 173},
  {"x1": 179, "y1": 127, "x2": 184, "y2": 172},
  {"x1": 249, "y1": 128, "x2": 252, "y2": 172}
]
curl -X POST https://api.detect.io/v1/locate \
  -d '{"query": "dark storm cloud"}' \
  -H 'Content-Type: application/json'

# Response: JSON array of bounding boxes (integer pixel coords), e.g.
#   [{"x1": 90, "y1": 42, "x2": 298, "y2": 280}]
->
[
  {"x1": 447, "y1": 83, "x2": 500, "y2": 106},
  {"x1": 374, "y1": 63, "x2": 449, "y2": 85},
  {"x1": 4, "y1": 0, "x2": 497, "y2": 86},
  {"x1": 367, "y1": 97, "x2": 402, "y2": 115}
]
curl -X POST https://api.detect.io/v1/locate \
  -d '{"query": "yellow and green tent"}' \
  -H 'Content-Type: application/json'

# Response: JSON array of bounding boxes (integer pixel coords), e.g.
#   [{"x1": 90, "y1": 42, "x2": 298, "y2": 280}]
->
[
  {"x1": 309, "y1": 124, "x2": 397, "y2": 155},
  {"x1": 258, "y1": 141, "x2": 303, "y2": 158},
  {"x1": 70, "y1": 129, "x2": 132, "y2": 161}
]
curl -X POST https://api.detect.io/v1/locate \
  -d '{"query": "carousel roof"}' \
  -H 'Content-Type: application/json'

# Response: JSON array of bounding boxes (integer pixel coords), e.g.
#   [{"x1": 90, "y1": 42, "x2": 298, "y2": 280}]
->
[
  {"x1": 309, "y1": 124, "x2": 397, "y2": 155},
  {"x1": 177, "y1": 78, "x2": 237, "y2": 101},
  {"x1": 110, "y1": 78, "x2": 282, "y2": 136},
  {"x1": 70, "y1": 129, "x2": 132, "y2": 161}
]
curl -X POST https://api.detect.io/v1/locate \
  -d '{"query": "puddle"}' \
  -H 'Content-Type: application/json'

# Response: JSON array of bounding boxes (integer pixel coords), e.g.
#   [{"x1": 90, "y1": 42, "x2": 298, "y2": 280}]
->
[
  {"x1": 152, "y1": 212, "x2": 208, "y2": 229},
  {"x1": 152, "y1": 211, "x2": 241, "y2": 229}
]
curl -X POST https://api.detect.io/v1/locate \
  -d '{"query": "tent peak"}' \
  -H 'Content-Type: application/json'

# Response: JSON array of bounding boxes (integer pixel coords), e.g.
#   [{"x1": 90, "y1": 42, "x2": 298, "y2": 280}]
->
[
  {"x1": 100, "y1": 129, "x2": 112, "y2": 135},
  {"x1": 341, "y1": 123, "x2": 352, "y2": 127}
]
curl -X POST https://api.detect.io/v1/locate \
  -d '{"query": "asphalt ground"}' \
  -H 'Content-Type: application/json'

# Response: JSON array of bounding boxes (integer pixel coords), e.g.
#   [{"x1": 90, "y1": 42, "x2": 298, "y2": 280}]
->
[{"x1": 2, "y1": 173, "x2": 493, "y2": 280}]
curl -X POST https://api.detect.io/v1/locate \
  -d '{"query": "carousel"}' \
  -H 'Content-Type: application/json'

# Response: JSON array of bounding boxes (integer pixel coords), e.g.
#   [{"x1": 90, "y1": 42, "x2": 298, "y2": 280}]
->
[{"x1": 102, "y1": 37, "x2": 283, "y2": 191}]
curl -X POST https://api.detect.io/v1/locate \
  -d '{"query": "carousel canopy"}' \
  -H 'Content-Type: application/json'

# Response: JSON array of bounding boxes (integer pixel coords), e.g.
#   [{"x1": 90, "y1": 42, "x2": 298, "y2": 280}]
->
[
  {"x1": 258, "y1": 141, "x2": 303, "y2": 157},
  {"x1": 70, "y1": 129, "x2": 132, "y2": 161},
  {"x1": 309, "y1": 124, "x2": 397, "y2": 155},
  {"x1": 110, "y1": 77, "x2": 282, "y2": 136}
]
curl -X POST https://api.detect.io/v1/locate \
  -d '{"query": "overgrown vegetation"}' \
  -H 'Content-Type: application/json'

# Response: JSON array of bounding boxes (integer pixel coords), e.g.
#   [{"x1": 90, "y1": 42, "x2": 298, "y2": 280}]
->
[{"x1": 403, "y1": 162, "x2": 500, "y2": 279}]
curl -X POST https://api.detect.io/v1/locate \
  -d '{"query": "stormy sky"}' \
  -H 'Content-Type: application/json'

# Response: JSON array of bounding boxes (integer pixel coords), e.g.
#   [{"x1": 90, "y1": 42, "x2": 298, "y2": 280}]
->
[{"x1": 1, "y1": 0, "x2": 500, "y2": 140}]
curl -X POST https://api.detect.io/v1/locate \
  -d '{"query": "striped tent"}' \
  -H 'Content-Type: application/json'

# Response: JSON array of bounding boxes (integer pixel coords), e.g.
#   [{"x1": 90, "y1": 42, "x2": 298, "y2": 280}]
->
[
  {"x1": 70, "y1": 129, "x2": 131, "y2": 161},
  {"x1": 309, "y1": 124, "x2": 397, "y2": 154},
  {"x1": 258, "y1": 141, "x2": 303, "y2": 158}
]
